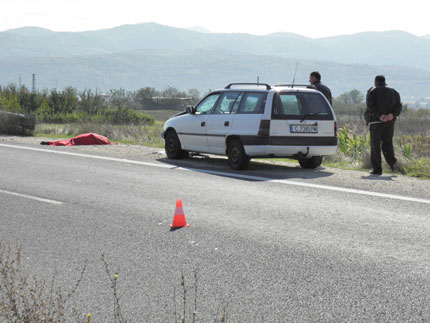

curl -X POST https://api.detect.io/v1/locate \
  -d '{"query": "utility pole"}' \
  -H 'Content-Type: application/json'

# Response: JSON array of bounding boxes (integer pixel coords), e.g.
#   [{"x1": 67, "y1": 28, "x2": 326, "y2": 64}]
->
[{"x1": 32, "y1": 73, "x2": 36, "y2": 93}]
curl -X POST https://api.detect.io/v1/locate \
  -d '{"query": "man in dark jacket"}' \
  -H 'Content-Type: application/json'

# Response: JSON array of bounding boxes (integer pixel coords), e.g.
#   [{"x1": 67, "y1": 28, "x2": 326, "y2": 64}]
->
[
  {"x1": 309, "y1": 71, "x2": 332, "y2": 104},
  {"x1": 365, "y1": 75, "x2": 402, "y2": 175}
]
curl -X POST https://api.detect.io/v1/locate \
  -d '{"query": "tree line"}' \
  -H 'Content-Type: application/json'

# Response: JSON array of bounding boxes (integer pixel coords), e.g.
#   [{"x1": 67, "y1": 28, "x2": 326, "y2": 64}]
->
[
  {"x1": 331, "y1": 89, "x2": 430, "y2": 122},
  {"x1": 0, "y1": 85, "x2": 201, "y2": 124},
  {"x1": 2, "y1": 84, "x2": 427, "y2": 125}
]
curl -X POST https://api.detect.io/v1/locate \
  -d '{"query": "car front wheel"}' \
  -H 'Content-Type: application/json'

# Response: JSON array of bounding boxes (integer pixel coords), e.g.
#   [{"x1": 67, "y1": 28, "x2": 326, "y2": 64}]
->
[{"x1": 165, "y1": 130, "x2": 188, "y2": 159}]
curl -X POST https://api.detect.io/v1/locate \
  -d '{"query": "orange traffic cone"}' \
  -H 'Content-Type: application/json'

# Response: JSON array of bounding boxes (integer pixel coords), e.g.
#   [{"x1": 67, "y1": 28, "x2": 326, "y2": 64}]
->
[{"x1": 169, "y1": 199, "x2": 190, "y2": 228}]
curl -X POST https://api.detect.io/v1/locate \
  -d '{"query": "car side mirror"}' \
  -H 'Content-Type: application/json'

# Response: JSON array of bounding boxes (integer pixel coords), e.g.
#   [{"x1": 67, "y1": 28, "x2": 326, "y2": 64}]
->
[{"x1": 186, "y1": 105, "x2": 196, "y2": 114}]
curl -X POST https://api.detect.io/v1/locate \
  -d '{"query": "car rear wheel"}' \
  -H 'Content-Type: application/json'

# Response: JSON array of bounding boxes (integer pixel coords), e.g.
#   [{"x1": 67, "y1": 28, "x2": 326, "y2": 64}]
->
[
  {"x1": 299, "y1": 156, "x2": 323, "y2": 169},
  {"x1": 165, "y1": 130, "x2": 188, "y2": 159},
  {"x1": 227, "y1": 139, "x2": 250, "y2": 170}
]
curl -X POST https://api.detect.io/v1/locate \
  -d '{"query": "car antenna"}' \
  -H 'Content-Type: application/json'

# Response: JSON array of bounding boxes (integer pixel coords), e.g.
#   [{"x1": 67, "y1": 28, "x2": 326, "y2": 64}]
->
[{"x1": 291, "y1": 62, "x2": 299, "y2": 88}]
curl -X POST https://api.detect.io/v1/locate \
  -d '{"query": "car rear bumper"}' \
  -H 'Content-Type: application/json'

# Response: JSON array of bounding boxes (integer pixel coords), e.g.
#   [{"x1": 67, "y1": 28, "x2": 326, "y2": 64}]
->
[{"x1": 244, "y1": 145, "x2": 338, "y2": 157}]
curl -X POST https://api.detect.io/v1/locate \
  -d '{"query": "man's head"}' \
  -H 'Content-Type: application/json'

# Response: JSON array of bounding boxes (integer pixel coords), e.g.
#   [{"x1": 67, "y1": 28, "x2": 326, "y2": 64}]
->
[
  {"x1": 309, "y1": 71, "x2": 321, "y2": 84},
  {"x1": 374, "y1": 75, "x2": 386, "y2": 86}
]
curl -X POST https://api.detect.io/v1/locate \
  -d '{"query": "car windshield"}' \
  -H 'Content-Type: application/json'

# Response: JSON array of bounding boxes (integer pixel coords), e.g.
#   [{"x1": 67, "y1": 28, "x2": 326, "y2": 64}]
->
[
  {"x1": 272, "y1": 92, "x2": 333, "y2": 120},
  {"x1": 195, "y1": 93, "x2": 220, "y2": 114}
]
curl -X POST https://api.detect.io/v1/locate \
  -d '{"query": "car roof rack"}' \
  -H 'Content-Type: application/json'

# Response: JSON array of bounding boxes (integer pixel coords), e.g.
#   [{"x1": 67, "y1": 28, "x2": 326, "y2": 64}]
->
[
  {"x1": 224, "y1": 83, "x2": 272, "y2": 90},
  {"x1": 274, "y1": 84, "x2": 316, "y2": 89}
]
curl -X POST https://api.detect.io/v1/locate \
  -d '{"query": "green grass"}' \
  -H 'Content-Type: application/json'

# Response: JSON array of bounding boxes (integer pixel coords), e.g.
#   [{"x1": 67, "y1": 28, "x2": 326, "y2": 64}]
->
[
  {"x1": 142, "y1": 109, "x2": 181, "y2": 122},
  {"x1": 402, "y1": 158, "x2": 430, "y2": 179},
  {"x1": 322, "y1": 159, "x2": 368, "y2": 171}
]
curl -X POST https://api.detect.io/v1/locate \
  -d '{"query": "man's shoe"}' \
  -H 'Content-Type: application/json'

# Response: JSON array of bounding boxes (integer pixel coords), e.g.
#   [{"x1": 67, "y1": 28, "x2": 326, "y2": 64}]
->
[
  {"x1": 369, "y1": 169, "x2": 382, "y2": 175},
  {"x1": 390, "y1": 162, "x2": 401, "y2": 173}
]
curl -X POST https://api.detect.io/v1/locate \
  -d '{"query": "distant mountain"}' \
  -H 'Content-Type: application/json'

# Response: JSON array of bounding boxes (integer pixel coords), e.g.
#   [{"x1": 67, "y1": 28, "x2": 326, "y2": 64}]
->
[
  {"x1": 316, "y1": 31, "x2": 430, "y2": 68},
  {"x1": 0, "y1": 23, "x2": 333, "y2": 60},
  {"x1": 1, "y1": 49, "x2": 429, "y2": 97},
  {"x1": 1, "y1": 23, "x2": 430, "y2": 96},
  {"x1": 187, "y1": 26, "x2": 211, "y2": 33},
  {"x1": 2, "y1": 23, "x2": 430, "y2": 69}
]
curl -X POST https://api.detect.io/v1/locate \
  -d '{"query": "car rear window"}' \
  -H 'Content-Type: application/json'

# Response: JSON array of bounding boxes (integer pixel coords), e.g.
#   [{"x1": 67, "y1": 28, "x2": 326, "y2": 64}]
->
[{"x1": 272, "y1": 92, "x2": 333, "y2": 120}]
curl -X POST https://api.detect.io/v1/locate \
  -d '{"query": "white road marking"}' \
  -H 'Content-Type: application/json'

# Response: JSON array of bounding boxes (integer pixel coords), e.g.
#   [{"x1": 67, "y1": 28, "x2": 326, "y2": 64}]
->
[
  {"x1": 183, "y1": 168, "x2": 430, "y2": 204},
  {"x1": 0, "y1": 143, "x2": 172, "y2": 168},
  {"x1": 1, "y1": 143, "x2": 430, "y2": 205},
  {"x1": 0, "y1": 189, "x2": 63, "y2": 205}
]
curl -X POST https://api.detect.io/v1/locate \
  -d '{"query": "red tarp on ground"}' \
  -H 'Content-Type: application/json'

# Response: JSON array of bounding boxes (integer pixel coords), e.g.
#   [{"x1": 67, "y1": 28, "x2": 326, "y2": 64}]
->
[{"x1": 41, "y1": 133, "x2": 112, "y2": 146}]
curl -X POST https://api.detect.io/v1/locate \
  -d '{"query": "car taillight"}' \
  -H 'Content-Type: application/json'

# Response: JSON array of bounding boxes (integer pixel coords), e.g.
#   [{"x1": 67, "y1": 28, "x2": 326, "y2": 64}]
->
[{"x1": 334, "y1": 121, "x2": 338, "y2": 137}]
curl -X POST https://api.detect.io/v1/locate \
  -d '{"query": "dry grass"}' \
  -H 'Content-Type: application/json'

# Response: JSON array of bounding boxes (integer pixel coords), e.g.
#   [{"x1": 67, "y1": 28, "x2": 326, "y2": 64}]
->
[
  {"x1": 141, "y1": 110, "x2": 181, "y2": 122},
  {"x1": 0, "y1": 242, "x2": 232, "y2": 323},
  {"x1": 35, "y1": 122, "x2": 165, "y2": 148},
  {"x1": 0, "y1": 242, "x2": 88, "y2": 323}
]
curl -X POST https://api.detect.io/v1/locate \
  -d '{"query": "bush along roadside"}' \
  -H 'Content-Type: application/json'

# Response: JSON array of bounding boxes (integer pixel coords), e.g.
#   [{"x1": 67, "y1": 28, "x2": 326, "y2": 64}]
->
[
  {"x1": 0, "y1": 242, "x2": 233, "y2": 323},
  {"x1": 325, "y1": 126, "x2": 430, "y2": 179},
  {"x1": 0, "y1": 110, "x2": 35, "y2": 135}
]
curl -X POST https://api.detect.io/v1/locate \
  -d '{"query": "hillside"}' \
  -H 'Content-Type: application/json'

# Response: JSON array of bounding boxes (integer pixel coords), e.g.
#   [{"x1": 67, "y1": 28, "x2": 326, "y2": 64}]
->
[
  {"x1": 1, "y1": 23, "x2": 430, "y2": 96},
  {"x1": 2, "y1": 49, "x2": 429, "y2": 97}
]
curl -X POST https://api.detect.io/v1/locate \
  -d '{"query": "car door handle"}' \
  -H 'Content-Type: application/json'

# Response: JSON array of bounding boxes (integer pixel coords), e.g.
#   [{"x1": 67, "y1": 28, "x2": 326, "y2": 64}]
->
[
  {"x1": 201, "y1": 121, "x2": 205, "y2": 127},
  {"x1": 224, "y1": 121, "x2": 229, "y2": 126}
]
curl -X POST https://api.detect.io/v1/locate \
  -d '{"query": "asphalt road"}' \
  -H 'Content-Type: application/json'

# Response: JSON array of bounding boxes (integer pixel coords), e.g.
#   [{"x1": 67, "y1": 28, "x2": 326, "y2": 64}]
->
[{"x1": 1, "y1": 142, "x2": 430, "y2": 323}]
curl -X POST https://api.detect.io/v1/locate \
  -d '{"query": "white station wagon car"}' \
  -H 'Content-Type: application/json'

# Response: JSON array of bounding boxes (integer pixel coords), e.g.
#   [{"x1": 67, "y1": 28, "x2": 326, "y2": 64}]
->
[{"x1": 162, "y1": 83, "x2": 338, "y2": 170}]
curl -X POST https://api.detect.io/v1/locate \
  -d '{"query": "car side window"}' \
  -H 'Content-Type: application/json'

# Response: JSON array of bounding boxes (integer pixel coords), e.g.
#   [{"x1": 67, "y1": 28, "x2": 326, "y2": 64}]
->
[
  {"x1": 214, "y1": 91, "x2": 241, "y2": 114},
  {"x1": 238, "y1": 92, "x2": 267, "y2": 114},
  {"x1": 195, "y1": 93, "x2": 220, "y2": 114},
  {"x1": 230, "y1": 92, "x2": 244, "y2": 114}
]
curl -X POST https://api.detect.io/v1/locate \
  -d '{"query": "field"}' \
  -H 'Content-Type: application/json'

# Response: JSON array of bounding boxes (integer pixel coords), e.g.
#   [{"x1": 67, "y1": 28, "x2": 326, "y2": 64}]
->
[
  {"x1": 34, "y1": 110, "x2": 180, "y2": 147},
  {"x1": 332, "y1": 112, "x2": 430, "y2": 178},
  {"x1": 31, "y1": 108, "x2": 430, "y2": 179}
]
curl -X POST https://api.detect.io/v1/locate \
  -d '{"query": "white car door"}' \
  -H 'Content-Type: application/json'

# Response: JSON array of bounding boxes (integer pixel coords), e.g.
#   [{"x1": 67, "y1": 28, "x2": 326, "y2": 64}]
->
[
  {"x1": 229, "y1": 92, "x2": 268, "y2": 154},
  {"x1": 206, "y1": 91, "x2": 242, "y2": 154},
  {"x1": 178, "y1": 92, "x2": 221, "y2": 152}
]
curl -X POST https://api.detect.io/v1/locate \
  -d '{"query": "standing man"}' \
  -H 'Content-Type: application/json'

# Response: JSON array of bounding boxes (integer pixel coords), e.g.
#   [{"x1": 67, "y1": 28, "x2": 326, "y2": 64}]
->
[
  {"x1": 365, "y1": 75, "x2": 402, "y2": 175},
  {"x1": 309, "y1": 71, "x2": 332, "y2": 104}
]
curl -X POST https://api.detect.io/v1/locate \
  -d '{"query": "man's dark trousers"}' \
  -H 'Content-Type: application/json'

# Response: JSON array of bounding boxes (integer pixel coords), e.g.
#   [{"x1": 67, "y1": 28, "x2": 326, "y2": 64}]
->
[{"x1": 370, "y1": 122, "x2": 397, "y2": 173}]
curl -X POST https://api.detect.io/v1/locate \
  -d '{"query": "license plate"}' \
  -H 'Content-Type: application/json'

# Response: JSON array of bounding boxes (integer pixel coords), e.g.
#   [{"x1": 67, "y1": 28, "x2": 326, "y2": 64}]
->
[{"x1": 290, "y1": 124, "x2": 318, "y2": 133}]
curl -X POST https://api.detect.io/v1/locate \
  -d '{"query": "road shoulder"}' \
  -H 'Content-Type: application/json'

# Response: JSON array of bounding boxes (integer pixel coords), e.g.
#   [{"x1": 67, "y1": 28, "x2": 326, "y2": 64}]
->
[{"x1": 1, "y1": 135, "x2": 429, "y2": 201}]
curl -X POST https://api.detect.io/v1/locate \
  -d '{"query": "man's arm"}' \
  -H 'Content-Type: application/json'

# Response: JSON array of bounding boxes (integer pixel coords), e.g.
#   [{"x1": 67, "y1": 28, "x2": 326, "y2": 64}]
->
[
  {"x1": 392, "y1": 89, "x2": 402, "y2": 117},
  {"x1": 384, "y1": 89, "x2": 402, "y2": 122},
  {"x1": 327, "y1": 88, "x2": 332, "y2": 105},
  {"x1": 365, "y1": 88, "x2": 380, "y2": 123}
]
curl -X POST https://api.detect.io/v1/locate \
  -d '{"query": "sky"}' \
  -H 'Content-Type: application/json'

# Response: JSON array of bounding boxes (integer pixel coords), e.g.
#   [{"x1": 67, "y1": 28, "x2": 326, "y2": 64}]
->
[{"x1": 1, "y1": 0, "x2": 429, "y2": 38}]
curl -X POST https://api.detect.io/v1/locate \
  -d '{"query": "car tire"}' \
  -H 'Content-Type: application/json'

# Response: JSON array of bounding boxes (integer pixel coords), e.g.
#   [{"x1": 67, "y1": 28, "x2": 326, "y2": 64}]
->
[
  {"x1": 299, "y1": 156, "x2": 323, "y2": 169},
  {"x1": 165, "y1": 130, "x2": 188, "y2": 159},
  {"x1": 227, "y1": 139, "x2": 250, "y2": 170}
]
